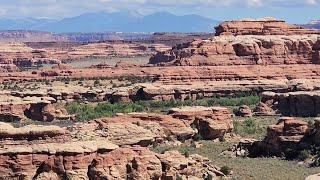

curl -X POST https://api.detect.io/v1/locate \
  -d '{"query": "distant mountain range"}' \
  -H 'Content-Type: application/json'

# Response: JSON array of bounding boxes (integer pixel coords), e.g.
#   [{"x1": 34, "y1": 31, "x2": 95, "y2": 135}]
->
[
  {"x1": 0, "y1": 12, "x2": 220, "y2": 33},
  {"x1": 301, "y1": 20, "x2": 320, "y2": 29}
]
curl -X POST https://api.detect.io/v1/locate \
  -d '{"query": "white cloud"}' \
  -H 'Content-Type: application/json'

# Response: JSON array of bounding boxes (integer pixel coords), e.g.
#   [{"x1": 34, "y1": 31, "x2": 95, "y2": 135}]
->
[{"x1": 0, "y1": 0, "x2": 318, "y2": 18}]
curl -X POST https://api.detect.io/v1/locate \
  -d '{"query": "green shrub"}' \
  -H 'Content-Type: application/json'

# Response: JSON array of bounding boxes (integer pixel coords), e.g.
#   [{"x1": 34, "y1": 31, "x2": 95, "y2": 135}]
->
[
  {"x1": 94, "y1": 80, "x2": 101, "y2": 86},
  {"x1": 183, "y1": 150, "x2": 190, "y2": 158},
  {"x1": 298, "y1": 150, "x2": 311, "y2": 161},
  {"x1": 177, "y1": 135, "x2": 186, "y2": 143},
  {"x1": 220, "y1": 166, "x2": 232, "y2": 175},
  {"x1": 204, "y1": 174, "x2": 213, "y2": 180},
  {"x1": 176, "y1": 175, "x2": 183, "y2": 180},
  {"x1": 193, "y1": 133, "x2": 203, "y2": 141}
]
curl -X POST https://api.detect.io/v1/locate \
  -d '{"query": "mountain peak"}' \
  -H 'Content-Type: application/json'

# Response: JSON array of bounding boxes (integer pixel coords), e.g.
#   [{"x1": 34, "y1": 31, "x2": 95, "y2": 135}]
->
[{"x1": 0, "y1": 11, "x2": 220, "y2": 33}]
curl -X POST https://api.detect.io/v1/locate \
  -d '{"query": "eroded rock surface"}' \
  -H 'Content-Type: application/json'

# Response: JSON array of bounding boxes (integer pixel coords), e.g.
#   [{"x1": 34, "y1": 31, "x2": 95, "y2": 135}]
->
[
  {"x1": 150, "y1": 35, "x2": 320, "y2": 66},
  {"x1": 260, "y1": 91, "x2": 320, "y2": 117},
  {"x1": 0, "y1": 119, "x2": 225, "y2": 179},
  {"x1": 215, "y1": 17, "x2": 320, "y2": 36},
  {"x1": 71, "y1": 107, "x2": 233, "y2": 145}
]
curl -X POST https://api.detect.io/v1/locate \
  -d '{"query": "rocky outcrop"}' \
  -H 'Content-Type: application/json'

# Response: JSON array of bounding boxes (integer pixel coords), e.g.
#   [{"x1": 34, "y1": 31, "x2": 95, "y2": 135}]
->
[
  {"x1": 70, "y1": 107, "x2": 233, "y2": 145},
  {"x1": 150, "y1": 35, "x2": 320, "y2": 66},
  {"x1": 0, "y1": 144, "x2": 223, "y2": 180},
  {"x1": 253, "y1": 102, "x2": 276, "y2": 116},
  {"x1": 115, "y1": 60, "x2": 137, "y2": 68},
  {"x1": 215, "y1": 17, "x2": 320, "y2": 36},
  {"x1": 169, "y1": 106, "x2": 233, "y2": 140},
  {"x1": 0, "y1": 121, "x2": 225, "y2": 179},
  {"x1": 0, "y1": 94, "x2": 72, "y2": 122},
  {"x1": 0, "y1": 122, "x2": 70, "y2": 145},
  {"x1": 260, "y1": 91, "x2": 320, "y2": 117},
  {"x1": 235, "y1": 117, "x2": 311, "y2": 158}
]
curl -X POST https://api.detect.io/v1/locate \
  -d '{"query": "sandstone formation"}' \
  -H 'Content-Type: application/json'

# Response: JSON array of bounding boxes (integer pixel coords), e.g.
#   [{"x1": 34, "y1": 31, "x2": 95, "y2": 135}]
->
[
  {"x1": 71, "y1": 107, "x2": 233, "y2": 145},
  {"x1": 0, "y1": 93, "x2": 72, "y2": 122},
  {"x1": 0, "y1": 114, "x2": 227, "y2": 179},
  {"x1": 260, "y1": 91, "x2": 320, "y2": 117},
  {"x1": 253, "y1": 102, "x2": 276, "y2": 116},
  {"x1": 0, "y1": 122, "x2": 70, "y2": 145},
  {"x1": 168, "y1": 106, "x2": 234, "y2": 140},
  {"x1": 0, "y1": 144, "x2": 223, "y2": 180},
  {"x1": 150, "y1": 35, "x2": 320, "y2": 66},
  {"x1": 248, "y1": 117, "x2": 310, "y2": 159},
  {"x1": 252, "y1": 117, "x2": 309, "y2": 156},
  {"x1": 215, "y1": 17, "x2": 320, "y2": 36}
]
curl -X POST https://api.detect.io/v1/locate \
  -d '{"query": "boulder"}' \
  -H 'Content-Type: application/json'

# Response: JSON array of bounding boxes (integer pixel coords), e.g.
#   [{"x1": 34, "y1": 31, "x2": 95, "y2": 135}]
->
[
  {"x1": 236, "y1": 105, "x2": 253, "y2": 117},
  {"x1": 253, "y1": 102, "x2": 276, "y2": 116},
  {"x1": 250, "y1": 117, "x2": 308, "y2": 156}
]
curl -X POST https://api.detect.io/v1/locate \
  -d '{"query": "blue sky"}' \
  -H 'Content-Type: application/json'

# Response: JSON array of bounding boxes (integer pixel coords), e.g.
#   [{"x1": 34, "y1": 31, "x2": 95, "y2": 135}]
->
[{"x1": 0, "y1": 0, "x2": 319, "y2": 23}]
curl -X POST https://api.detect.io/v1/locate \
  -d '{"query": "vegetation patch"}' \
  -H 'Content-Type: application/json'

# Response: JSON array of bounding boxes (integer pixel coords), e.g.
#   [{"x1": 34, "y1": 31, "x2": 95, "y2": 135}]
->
[{"x1": 65, "y1": 95, "x2": 261, "y2": 121}]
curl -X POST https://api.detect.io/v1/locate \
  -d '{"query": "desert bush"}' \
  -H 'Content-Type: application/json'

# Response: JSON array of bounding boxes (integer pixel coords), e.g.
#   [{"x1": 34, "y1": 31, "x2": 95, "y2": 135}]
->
[
  {"x1": 204, "y1": 174, "x2": 213, "y2": 180},
  {"x1": 298, "y1": 150, "x2": 311, "y2": 161},
  {"x1": 220, "y1": 166, "x2": 232, "y2": 175},
  {"x1": 193, "y1": 133, "x2": 203, "y2": 141},
  {"x1": 94, "y1": 80, "x2": 101, "y2": 86},
  {"x1": 183, "y1": 150, "x2": 190, "y2": 158},
  {"x1": 176, "y1": 175, "x2": 183, "y2": 180}
]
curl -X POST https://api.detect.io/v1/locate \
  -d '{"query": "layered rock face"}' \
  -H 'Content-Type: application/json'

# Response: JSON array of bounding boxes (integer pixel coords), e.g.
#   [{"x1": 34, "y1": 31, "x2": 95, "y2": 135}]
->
[
  {"x1": 215, "y1": 17, "x2": 320, "y2": 36},
  {"x1": 0, "y1": 42, "x2": 58, "y2": 69},
  {"x1": 259, "y1": 91, "x2": 320, "y2": 117},
  {"x1": 0, "y1": 108, "x2": 229, "y2": 179},
  {"x1": 0, "y1": 144, "x2": 222, "y2": 180},
  {"x1": 150, "y1": 18, "x2": 320, "y2": 66},
  {"x1": 150, "y1": 35, "x2": 320, "y2": 66},
  {"x1": 251, "y1": 117, "x2": 308, "y2": 156},
  {"x1": 0, "y1": 93, "x2": 72, "y2": 122}
]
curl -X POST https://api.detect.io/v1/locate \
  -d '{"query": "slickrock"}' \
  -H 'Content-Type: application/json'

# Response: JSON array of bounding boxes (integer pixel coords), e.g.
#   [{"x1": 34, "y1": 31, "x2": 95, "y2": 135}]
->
[
  {"x1": 215, "y1": 17, "x2": 320, "y2": 36},
  {"x1": 70, "y1": 113, "x2": 197, "y2": 146},
  {"x1": 71, "y1": 107, "x2": 233, "y2": 145},
  {"x1": 0, "y1": 122, "x2": 69, "y2": 145},
  {"x1": 260, "y1": 91, "x2": 320, "y2": 117},
  {"x1": 150, "y1": 35, "x2": 320, "y2": 66}
]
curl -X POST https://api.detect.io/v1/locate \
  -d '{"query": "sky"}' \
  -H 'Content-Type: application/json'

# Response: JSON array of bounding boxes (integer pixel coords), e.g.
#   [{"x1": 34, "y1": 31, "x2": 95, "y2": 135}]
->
[{"x1": 0, "y1": 0, "x2": 319, "y2": 23}]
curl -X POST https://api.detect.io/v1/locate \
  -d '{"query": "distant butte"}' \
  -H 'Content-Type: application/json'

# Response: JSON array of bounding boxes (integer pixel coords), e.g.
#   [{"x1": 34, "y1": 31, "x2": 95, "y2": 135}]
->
[{"x1": 215, "y1": 17, "x2": 320, "y2": 36}]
